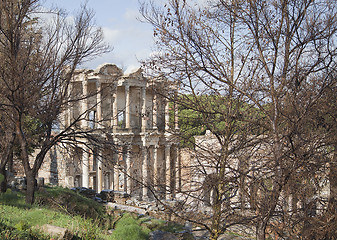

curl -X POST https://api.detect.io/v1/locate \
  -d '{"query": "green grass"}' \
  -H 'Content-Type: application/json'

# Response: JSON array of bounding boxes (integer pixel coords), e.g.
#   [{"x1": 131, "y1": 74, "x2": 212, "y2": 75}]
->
[
  {"x1": 110, "y1": 213, "x2": 151, "y2": 240},
  {"x1": 109, "y1": 213, "x2": 188, "y2": 240},
  {"x1": 36, "y1": 186, "x2": 108, "y2": 221},
  {"x1": 0, "y1": 187, "x2": 193, "y2": 240},
  {"x1": 0, "y1": 188, "x2": 114, "y2": 239}
]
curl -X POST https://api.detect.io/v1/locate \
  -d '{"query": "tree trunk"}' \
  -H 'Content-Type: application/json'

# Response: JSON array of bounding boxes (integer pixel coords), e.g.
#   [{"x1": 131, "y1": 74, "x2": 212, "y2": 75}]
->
[
  {"x1": 0, "y1": 167, "x2": 7, "y2": 193},
  {"x1": 328, "y1": 149, "x2": 337, "y2": 213},
  {"x1": 210, "y1": 232, "x2": 219, "y2": 240},
  {"x1": 25, "y1": 171, "x2": 36, "y2": 205},
  {"x1": 256, "y1": 221, "x2": 267, "y2": 240},
  {"x1": 0, "y1": 133, "x2": 15, "y2": 193}
]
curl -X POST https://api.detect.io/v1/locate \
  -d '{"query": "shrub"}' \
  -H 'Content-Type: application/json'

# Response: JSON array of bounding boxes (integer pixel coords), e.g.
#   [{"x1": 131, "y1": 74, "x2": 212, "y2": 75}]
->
[
  {"x1": 35, "y1": 186, "x2": 109, "y2": 223},
  {"x1": 112, "y1": 223, "x2": 148, "y2": 240},
  {"x1": 0, "y1": 189, "x2": 28, "y2": 208},
  {"x1": 0, "y1": 173, "x2": 4, "y2": 184},
  {"x1": 111, "y1": 213, "x2": 150, "y2": 240},
  {"x1": 0, "y1": 218, "x2": 49, "y2": 240}
]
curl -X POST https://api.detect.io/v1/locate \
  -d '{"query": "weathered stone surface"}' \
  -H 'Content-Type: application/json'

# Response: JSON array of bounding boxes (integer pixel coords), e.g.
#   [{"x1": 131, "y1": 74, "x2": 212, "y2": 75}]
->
[
  {"x1": 192, "y1": 229, "x2": 254, "y2": 240},
  {"x1": 71, "y1": 187, "x2": 96, "y2": 198},
  {"x1": 100, "y1": 189, "x2": 114, "y2": 202},
  {"x1": 149, "y1": 230, "x2": 179, "y2": 240},
  {"x1": 37, "y1": 177, "x2": 44, "y2": 188},
  {"x1": 114, "y1": 191, "x2": 130, "y2": 204},
  {"x1": 40, "y1": 224, "x2": 73, "y2": 240},
  {"x1": 106, "y1": 202, "x2": 146, "y2": 215}
]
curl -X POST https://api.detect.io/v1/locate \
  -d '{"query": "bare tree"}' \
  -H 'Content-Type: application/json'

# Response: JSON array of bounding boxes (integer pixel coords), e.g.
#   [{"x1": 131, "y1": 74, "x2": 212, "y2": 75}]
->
[
  {"x1": 141, "y1": 0, "x2": 337, "y2": 239},
  {"x1": 141, "y1": 1, "x2": 265, "y2": 239},
  {"x1": 0, "y1": 0, "x2": 110, "y2": 204},
  {"x1": 234, "y1": 1, "x2": 337, "y2": 238}
]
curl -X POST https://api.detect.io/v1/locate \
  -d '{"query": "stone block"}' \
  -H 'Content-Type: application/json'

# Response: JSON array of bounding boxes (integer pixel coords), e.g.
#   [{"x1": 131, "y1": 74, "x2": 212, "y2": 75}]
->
[
  {"x1": 40, "y1": 224, "x2": 73, "y2": 240},
  {"x1": 149, "y1": 230, "x2": 178, "y2": 240}
]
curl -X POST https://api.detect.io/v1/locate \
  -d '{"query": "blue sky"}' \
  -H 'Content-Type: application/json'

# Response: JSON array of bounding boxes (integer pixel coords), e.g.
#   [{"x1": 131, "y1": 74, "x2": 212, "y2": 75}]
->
[{"x1": 43, "y1": 0, "x2": 155, "y2": 73}]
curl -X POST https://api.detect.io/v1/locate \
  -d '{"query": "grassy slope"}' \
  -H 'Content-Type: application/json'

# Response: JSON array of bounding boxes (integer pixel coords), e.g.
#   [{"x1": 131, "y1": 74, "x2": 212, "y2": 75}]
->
[
  {"x1": 0, "y1": 187, "x2": 188, "y2": 240},
  {"x1": 0, "y1": 188, "x2": 111, "y2": 239}
]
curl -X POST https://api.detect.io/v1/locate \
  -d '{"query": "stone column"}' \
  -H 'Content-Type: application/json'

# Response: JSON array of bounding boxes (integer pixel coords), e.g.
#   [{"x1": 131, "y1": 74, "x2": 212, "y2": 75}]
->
[
  {"x1": 174, "y1": 102, "x2": 179, "y2": 130},
  {"x1": 165, "y1": 145, "x2": 171, "y2": 200},
  {"x1": 125, "y1": 85, "x2": 131, "y2": 129},
  {"x1": 112, "y1": 89, "x2": 118, "y2": 128},
  {"x1": 97, "y1": 151, "x2": 103, "y2": 192},
  {"x1": 174, "y1": 88, "x2": 179, "y2": 130},
  {"x1": 141, "y1": 87, "x2": 147, "y2": 131},
  {"x1": 59, "y1": 104, "x2": 66, "y2": 131},
  {"x1": 153, "y1": 146, "x2": 158, "y2": 189},
  {"x1": 153, "y1": 94, "x2": 157, "y2": 129},
  {"x1": 142, "y1": 147, "x2": 148, "y2": 200},
  {"x1": 113, "y1": 151, "x2": 119, "y2": 191},
  {"x1": 81, "y1": 78, "x2": 88, "y2": 129},
  {"x1": 176, "y1": 147, "x2": 181, "y2": 192},
  {"x1": 82, "y1": 146, "x2": 89, "y2": 188},
  {"x1": 96, "y1": 81, "x2": 102, "y2": 128},
  {"x1": 125, "y1": 146, "x2": 132, "y2": 194},
  {"x1": 165, "y1": 100, "x2": 170, "y2": 130},
  {"x1": 67, "y1": 85, "x2": 72, "y2": 127}
]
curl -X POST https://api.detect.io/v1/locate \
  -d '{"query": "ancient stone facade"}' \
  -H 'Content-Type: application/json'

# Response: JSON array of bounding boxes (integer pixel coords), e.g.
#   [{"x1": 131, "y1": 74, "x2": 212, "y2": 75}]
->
[{"x1": 37, "y1": 64, "x2": 180, "y2": 200}]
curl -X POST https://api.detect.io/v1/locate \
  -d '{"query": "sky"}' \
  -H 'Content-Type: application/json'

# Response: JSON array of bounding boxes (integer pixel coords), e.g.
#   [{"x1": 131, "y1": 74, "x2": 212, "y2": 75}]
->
[{"x1": 43, "y1": 0, "x2": 155, "y2": 73}]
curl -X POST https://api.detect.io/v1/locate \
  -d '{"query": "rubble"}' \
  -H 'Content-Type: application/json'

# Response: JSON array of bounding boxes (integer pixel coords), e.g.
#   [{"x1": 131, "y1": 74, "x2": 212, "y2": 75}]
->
[{"x1": 40, "y1": 224, "x2": 73, "y2": 240}]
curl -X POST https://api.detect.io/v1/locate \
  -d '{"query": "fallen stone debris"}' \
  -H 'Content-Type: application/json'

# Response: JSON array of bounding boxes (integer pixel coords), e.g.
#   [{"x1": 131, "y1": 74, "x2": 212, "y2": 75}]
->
[{"x1": 39, "y1": 224, "x2": 73, "y2": 240}]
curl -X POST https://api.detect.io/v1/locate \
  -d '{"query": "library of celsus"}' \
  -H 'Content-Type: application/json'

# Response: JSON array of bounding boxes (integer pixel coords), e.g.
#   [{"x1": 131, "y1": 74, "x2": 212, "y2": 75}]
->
[{"x1": 37, "y1": 64, "x2": 180, "y2": 201}]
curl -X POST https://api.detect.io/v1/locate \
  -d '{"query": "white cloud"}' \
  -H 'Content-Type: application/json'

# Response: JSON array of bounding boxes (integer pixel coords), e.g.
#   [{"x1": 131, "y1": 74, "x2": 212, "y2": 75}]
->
[
  {"x1": 102, "y1": 27, "x2": 122, "y2": 43},
  {"x1": 124, "y1": 8, "x2": 141, "y2": 22}
]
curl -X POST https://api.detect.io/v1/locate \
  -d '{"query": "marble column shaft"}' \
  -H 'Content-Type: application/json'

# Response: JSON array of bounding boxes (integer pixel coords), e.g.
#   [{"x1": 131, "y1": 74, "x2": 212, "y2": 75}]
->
[
  {"x1": 125, "y1": 85, "x2": 130, "y2": 128},
  {"x1": 125, "y1": 147, "x2": 132, "y2": 194},
  {"x1": 97, "y1": 152, "x2": 103, "y2": 192},
  {"x1": 82, "y1": 146, "x2": 89, "y2": 188},
  {"x1": 141, "y1": 87, "x2": 147, "y2": 131},
  {"x1": 165, "y1": 100, "x2": 170, "y2": 130},
  {"x1": 165, "y1": 145, "x2": 171, "y2": 199},
  {"x1": 96, "y1": 81, "x2": 102, "y2": 128},
  {"x1": 81, "y1": 79, "x2": 89, "y2": 129},
  {"x1": 153, "y1": 94, "x2": 157, "y2": 129},
  {"x1": 142, "y1": 147, "x2": 148, "y2": 200}
]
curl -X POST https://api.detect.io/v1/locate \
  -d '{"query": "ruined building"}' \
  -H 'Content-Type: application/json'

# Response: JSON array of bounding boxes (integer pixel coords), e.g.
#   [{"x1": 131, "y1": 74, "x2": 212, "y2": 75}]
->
[{"x1": 37, "y1": 64, "x2": 180, "y2": 200}]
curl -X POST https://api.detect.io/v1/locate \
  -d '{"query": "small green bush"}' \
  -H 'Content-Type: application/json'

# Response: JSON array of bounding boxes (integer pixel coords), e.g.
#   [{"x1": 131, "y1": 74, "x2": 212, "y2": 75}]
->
[
  {"x1": 0, "y1": 186, "x2": 116, "y2": 240},
  {"x1": 159, "y1": 221, "x2": 185, "y2": 233},
  {"x1": 112, "y1": 223, "x2": 148, "y2": 240},
  {"x1": 14, "y1": 220, "x2": 29, "y2": 231},
  {"x1": 114, "y1": 213, "x2": 137, "y2": 227},
  {"x1": 0, "y1": 173, "x2": 4, "y2": 184},
  {"x1": 0, "y1": 218, "x2": 49, "y2": 240},
  {"x1": 36, "y1": 186, "x2": 109, "y2": 222},
  {"x1": 111, "y1": 213, "x2": 150, "y2": 240},
  {"x1": 0, "y1": 190, "x2": 28, "y2": 208}
]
